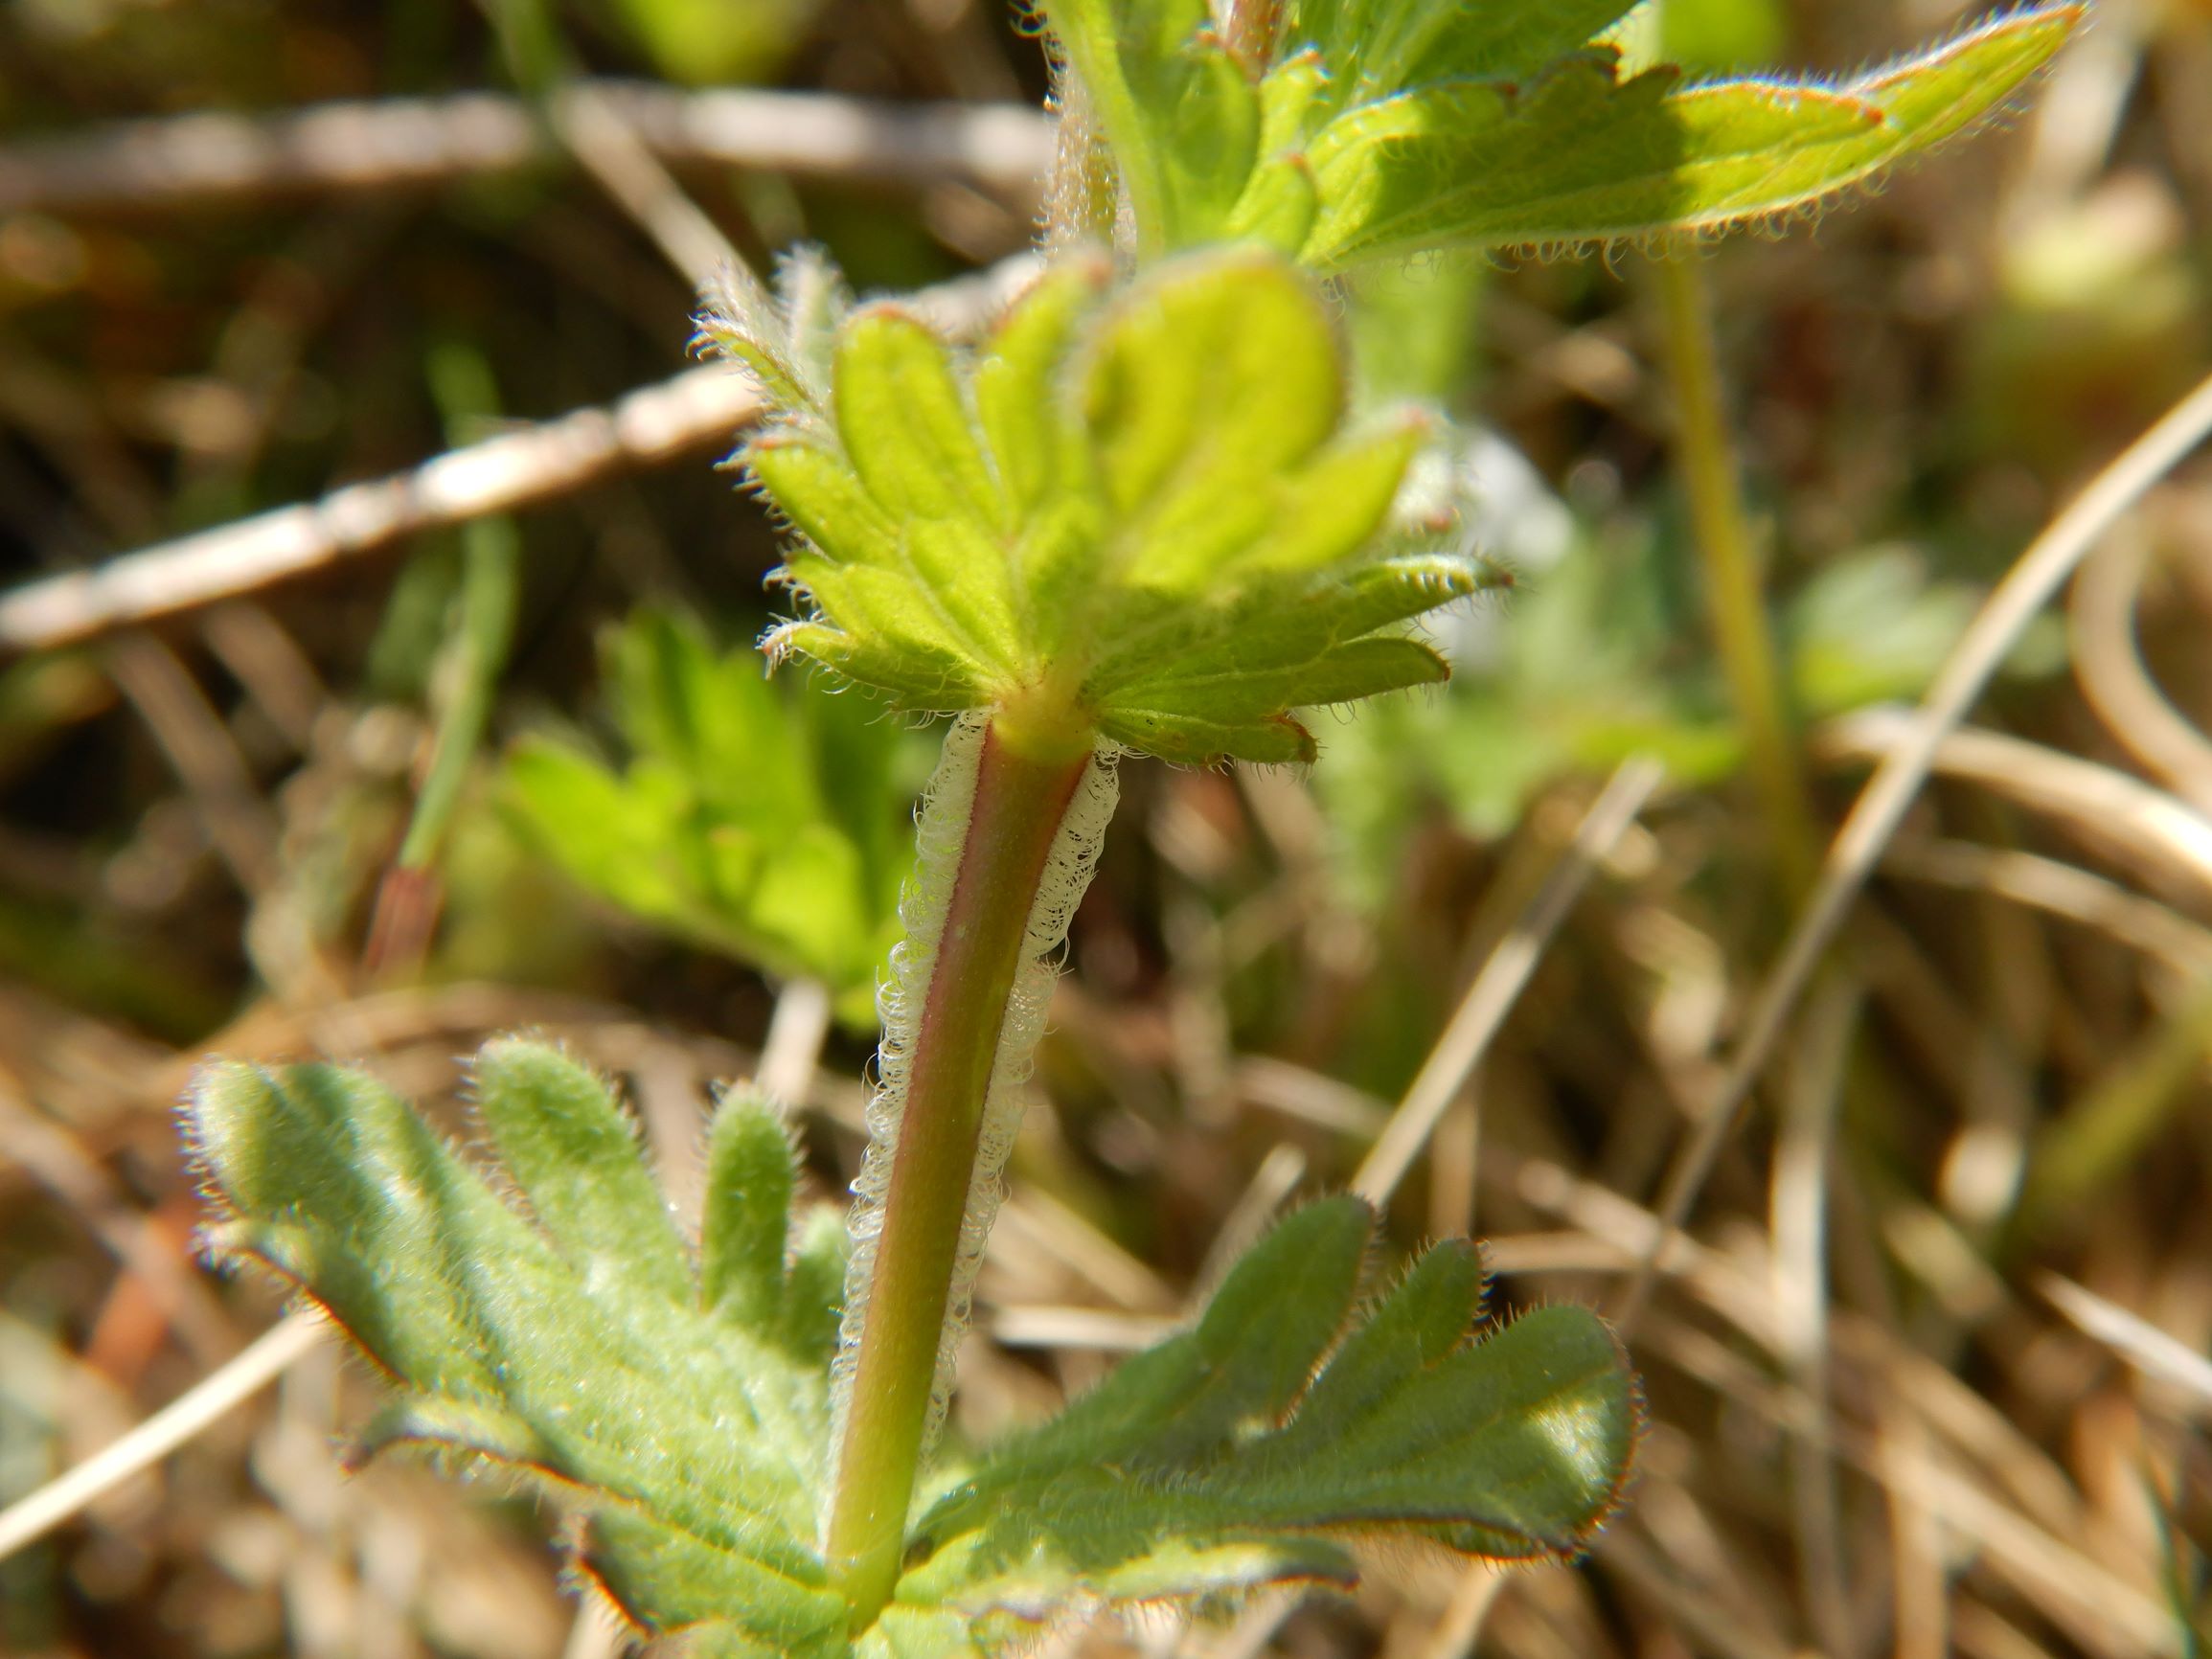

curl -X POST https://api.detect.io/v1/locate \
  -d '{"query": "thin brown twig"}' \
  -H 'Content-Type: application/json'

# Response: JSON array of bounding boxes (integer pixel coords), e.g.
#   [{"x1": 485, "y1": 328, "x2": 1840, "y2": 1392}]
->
[
  {"x1": 1878, "y1": 839, "x2": 2212, "y2": 975},
  {"x1": 0, "y1": 367, "x2": 756, "y2": 650},
  {"x1": 0, "y1": 82, "x2": 1053, "y2": 215},
  {"x1": 1615, "y1": 366, "x2": 2212, "y2": 1333},
  {"x1": 0, "y1": 1311, "x2": 327, "y2": 1563},
  {"x1": 550, "y1": 83, "x2": 742, "y2": 289},
  {"x1": 0, "y1": 257, "x2": 1035, "y2": 653}
]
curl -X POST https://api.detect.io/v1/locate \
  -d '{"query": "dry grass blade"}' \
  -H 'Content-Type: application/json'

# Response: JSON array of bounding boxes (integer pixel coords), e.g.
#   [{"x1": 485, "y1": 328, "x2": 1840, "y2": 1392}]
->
[
  {"x1": 2038, "y1": 1274, "x2": 2212, "y2": 1414},
  {"x1": 552, "y1": 84, "x2": 742, "y2": 289},
  {"x1": 1822, "y1": 713, "x2": 2212, "y2": 896},
  {"x1": 2070, "y1": 525, "x2": 2212, "y2": 816},
  {"x1": 987, "y1": 1306, "x2": 1175, "y2": 1351},
  {"x1": 0, "y1": 258, "x2": 1034, "y2": 652},
  {"x1": 1771, "y1": 976, "x2": 1859, "y2": 1659},
  {"x1": 758, "y1": 976, "x2": 835, "y2": 1105},
  {"x1": 0, "y1": 1311, "x2": 326, "y2": 1563},
  {"x1": 1598, "y1": 1531, "x2": 1798, "y2": 1659},
  {"x1": 1416, "y1": 1564, "x2": 1508, "y2": 1659},
  {"x1": 0, "y1": 366, "x2": 761, "y2": 650},
  {"x1": 1879, "y1": 839, "x2": 2212, "y2": 974},
  {"x1": 1618, "y1": 366, "x2": 2212, "y2": 1332},
  {"x1": 1353, "y1": 756, "x2": 1666, "y2": 1206}
]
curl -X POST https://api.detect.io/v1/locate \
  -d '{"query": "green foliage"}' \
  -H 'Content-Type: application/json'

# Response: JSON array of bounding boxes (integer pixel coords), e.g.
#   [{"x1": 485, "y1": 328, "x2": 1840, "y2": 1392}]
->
[
  {"x1": 901, "y1": 1198, "x2": 1634, "y2": 1644},
  {"x1": 503, "y1": 608, "x2": 921, "y2": 1026},
  {"x1": 174, "y1": 1, "x2": 2092, "y2": 1649},
  {"x1": 186, "y1": 1048, "x2": 1633, "y2": 1651},
  {"x1": 712, "y1": 245, "x2": 1503, "y2": 764},
  {"x1": 398, "y1": 342, "x2": 521, "y2": 876},
  {"x1": 1042, "y1": 0, "x2": 2081, "y2": 266},
  {"x1": 1639, "y1": 0, "x2": 1788, "y2": 74},
  {"x1": 188, "y1": 1041, "x2": 847, "y2": 1656},
  {"x1": 601, "y1": 0, "x2": 822, "y2": 84},
  {"x1": 1317, "y1": 529, "x2": 2047, "y2": 898}
]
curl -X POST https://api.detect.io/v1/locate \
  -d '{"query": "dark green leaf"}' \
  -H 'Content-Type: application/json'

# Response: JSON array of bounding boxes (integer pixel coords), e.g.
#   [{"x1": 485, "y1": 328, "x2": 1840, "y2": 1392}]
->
[{"x1": 901, "y1": 1200, "x2": 1636, "y2": 1630}]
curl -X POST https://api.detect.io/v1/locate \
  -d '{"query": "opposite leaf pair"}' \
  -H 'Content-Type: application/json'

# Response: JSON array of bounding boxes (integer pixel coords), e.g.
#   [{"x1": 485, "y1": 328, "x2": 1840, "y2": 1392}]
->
[{"x1": 186, "y1": 1040, "x2": 1636, "y2": 1655}]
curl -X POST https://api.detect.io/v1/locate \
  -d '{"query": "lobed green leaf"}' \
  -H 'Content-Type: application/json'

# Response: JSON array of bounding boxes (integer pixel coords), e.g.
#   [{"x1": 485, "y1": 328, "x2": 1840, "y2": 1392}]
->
[
  {"x1": 188, "y1": 1046, "x2": 838, "y2": 1648},
  {"x1": 897, "y1": 1197, "x2": 1637, "y2": 1633},
  {"x1": 190, "y1": 1043, "x2": 1634, "y2": 1649},
  {"x1": 1300, "y1": 11, "x2": 2084, "y2": 265},
  {"x1": 502, "y1": 607, "x2": 916, "y2": 1024},
  {"x1": 724, "y1": 247, "x2": 1504, "y2": 765},
  {"x1": 472, "y1": 1038, "x2": 691, "y2": 1307},
  {"x1": 699, "y1": 1086, "x2": 800, "y2": 1334},
  {"x1": 1038, "y1": 0, "x2": 2081, "y2": 269}
]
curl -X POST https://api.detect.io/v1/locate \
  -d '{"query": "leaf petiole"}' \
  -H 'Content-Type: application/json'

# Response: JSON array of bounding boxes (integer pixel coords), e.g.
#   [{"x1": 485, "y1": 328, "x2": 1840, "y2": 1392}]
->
[{"x1": 826, "y1": 716, "x2": 1100, "y2": 1626}]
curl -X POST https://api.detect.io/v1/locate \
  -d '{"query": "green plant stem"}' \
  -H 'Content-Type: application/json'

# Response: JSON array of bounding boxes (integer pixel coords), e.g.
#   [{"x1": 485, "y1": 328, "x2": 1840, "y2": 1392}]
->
[
  {"x1": 1654, "y1": 250, "x2": 1818, "y2": 898},
  {"x1": 396, "y1": 518, "x2": 518, "y2": 873},
  {"x1": 826, "y1": 720, "x2": 1092, "y2": 1627},
  {"x1": 2014, "y1": 966, "x2": 2212, "y2": 1242}
]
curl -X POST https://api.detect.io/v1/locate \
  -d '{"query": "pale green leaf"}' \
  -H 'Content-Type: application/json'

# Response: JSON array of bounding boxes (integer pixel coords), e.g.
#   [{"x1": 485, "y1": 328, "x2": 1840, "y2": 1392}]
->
[
  {"x1": 696, "y1": 248, "x2": 850, "y2": 418},
  {"x1": 974, "y1": 259, "x2": 1110, "y2": 523},
  {"x1": 1040, "y1": 0, "x2": 2076, "y2": 270},
  {"x1": 1286, "y1": 0, "x2": 1638, "y2": 117},
  {"x1": 737, "y1": 248, "x2": 1502, "y2": 765},
  {"x1": 1045, "y1": 0, "x2": 1262, "y2": 255},
  {"x1": 834, "y1": 308, "x2": 1002, "y2": 525},
  {"x1": 583, "y1": 1508, "x2": 848, "y2": 1655},
  {"x1": 502, "y1": 608, "x2": 919, "y2": 1018},
  {"x1": 187, "y1": 1043, "x2": 842, "y2": 1648},
  {"x1": 1299, "y1": 9, "x2": 2083, "y2": 266},
  {"x1": 701, "y1": 1087, "x2": 799, "y2": 1333},
  {"x1": 780, "y1": 1203, "x2": 850, "y2": 1366},
  {"x1": 471, "y1": 1038, "x2": 691, "y2": 1307}
]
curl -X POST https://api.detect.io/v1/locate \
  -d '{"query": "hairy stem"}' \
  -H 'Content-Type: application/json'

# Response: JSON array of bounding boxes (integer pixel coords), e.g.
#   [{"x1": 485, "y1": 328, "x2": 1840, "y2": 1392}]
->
[
  {"x1": 1221, "y1": 0, "x2": 1284, "y2": 73},
  {"x1": 827, "y1": 719, "x2": 1099, "y2": 1626},
  {"x1": 1654, "y1": 250, "x2": 1818, "y2": 898},
  {"x1": 1044, "y1": 70, "x2": 1117, "y2": 252}
]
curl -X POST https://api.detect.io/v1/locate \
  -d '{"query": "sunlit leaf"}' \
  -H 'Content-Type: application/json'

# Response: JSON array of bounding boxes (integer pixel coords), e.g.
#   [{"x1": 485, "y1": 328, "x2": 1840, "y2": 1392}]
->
[
  {"x1": 1299, "y1": 11, "x2": 2082, "y2": 264},
  {"x1": 188, "y1": 1046, "x2": 840, "y2": 1651},
  {"x1": 1038, "y1": 0, "x2": 2081, "y2": 268},
  {"x1": 897, "y1": 1198, "x2": 1636, "y2": 1633},
  {"x1": 718, "y1": 248, "x2": 1505, "y2": 765}
]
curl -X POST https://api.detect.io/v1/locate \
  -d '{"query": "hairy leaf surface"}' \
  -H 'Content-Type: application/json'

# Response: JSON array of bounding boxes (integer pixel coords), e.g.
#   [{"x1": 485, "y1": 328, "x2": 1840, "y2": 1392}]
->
[
  {"x1": 719, "y1": 248, "x2": 1500, "y2": 765},
  {"x1": 897, "y1": 1197, "x2": 1637, "y2": 1635},
  {"x1": 1301, "y1": 11, "x2": 2083, "y2": 264},
  {"x1": 189, "y1": 1047, "x2": 1634, "y2": 1650},
  {"x1": 188, "y1": 1044, "x2": 844, "y2": 1654},
  {"x1": 1039, "y1": 0, "x2": 2081, "y2": 267}
]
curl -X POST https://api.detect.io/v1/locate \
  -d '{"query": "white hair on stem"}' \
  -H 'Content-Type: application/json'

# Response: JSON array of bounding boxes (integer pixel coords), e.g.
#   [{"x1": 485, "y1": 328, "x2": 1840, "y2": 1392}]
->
[{"x1": 826, "y1": 715, "x2": 1122, "y2": 1501}]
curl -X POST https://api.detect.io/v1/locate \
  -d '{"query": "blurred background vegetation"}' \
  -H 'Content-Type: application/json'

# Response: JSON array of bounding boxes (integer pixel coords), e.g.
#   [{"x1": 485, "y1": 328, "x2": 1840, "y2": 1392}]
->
[{"x1": 0, "y1": 0, "x2": 2209, "y2": 1656}]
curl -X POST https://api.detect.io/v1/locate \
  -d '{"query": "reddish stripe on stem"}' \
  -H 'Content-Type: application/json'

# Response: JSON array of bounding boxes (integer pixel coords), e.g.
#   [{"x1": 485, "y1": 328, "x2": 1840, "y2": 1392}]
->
[{"x1": 827, "y1": 721, "x2": 1090, "y2": 1626}]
